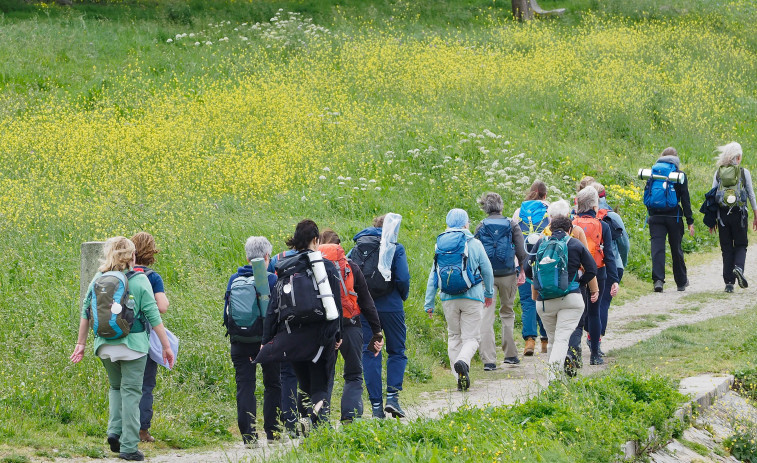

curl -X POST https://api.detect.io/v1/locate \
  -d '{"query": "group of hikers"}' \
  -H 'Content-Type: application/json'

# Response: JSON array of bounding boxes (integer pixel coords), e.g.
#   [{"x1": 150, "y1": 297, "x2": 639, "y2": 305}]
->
[{"x1": 70, "y1": 142, "x2": 755, "y2": 460}]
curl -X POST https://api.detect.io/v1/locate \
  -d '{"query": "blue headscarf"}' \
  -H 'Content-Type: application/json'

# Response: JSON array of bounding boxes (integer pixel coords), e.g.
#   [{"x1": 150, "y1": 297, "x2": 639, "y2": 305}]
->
[{"x1": 446, "y1": 208, "x2": 469, "y2": 228}]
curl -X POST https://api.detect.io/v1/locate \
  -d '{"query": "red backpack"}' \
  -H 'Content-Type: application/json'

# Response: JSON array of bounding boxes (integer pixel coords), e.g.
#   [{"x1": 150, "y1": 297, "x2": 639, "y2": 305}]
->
[
  {"x1": 318, "y1": 244, "x2": 360, "y2": 319},
  {"x1": 573, "y1": 215, "x2": 605, "y2": 268}
]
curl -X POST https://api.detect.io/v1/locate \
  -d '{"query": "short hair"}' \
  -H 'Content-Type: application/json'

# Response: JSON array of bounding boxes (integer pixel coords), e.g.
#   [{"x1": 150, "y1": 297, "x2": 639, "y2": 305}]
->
[
  {"x1": 547, "y1": 199, "x2": 571, "y2": 219},
  {"x1": 131, "y1": 232, "x2": 159, "y2": 266},
  {"x1": 717, "y1": 142, "x2": 743, "y2": 167},
  {"x1": 661, "y1": 147, "x2": 678, "y2": 158},
  {"x1": 575, "y1": 187, "x2": 599, "y2": 214},
  {"x1": 320, "y1": 228, "x2": 341, "y2": 244},
  {"x1": 576, "y1": 176, "x2": 595, "y2": 193},
  {"x1": 99, "y1": 236, "x2": 135, "y2": 272},
  {"x1": 244, "y1": 236, "x2": 272, "y2": 262},
  {"x1": 590, "y1": 182, "x2": 606, "y2": 197},
  {"x1": 373, "y1": 214, "x2": 386, "y2": 228},
  {"x1": 285, "y1": 219, "x2": 320, "y2": 251},
  {"x1": 550, "y1": 216, "x2": 573, "y2": 234},
  {"x1": 524, "y1": 180, "x2": 548, "y2": 201},
  {"x1": 478, "y1": 192, "x2": 504, "y2": 214}
]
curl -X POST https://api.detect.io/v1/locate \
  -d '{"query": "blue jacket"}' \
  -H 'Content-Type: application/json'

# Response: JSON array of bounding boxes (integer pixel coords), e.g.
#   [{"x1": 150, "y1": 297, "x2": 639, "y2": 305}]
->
[
  {"x1": 351, "y1": 227, "x2": 410, "y2": 313},
  {"x1": 424, "y1": 228, "x2": 494, "y2": 311},
  {"x1": 223, "y1": 265, "x2": 277, "y2": 328},
  {"x1": 598, "y1": 198, "x2": 630, "y2": 270}
]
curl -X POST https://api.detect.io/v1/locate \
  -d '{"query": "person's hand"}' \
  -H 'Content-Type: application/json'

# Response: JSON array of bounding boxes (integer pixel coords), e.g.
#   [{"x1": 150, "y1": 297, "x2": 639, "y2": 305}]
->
[
  {"x1": 516, "y1": 271, "x2": 526, "y2": 287},
  {"x1": 688, "y1": 224, "x2": 695, "y2": 237},
  {"x1": 753, "y1": 215, "x2": 757, "y2": 231},
  {"x1": 484, "y1": 297, "x2": 494, "y2": 308},
  {"x1": 709, "y1": 226, "x2": 717, "y2": 234},
  {"x1": 590, "y1": 292, "x2": 599, "y2": 303},
  {"x1": 334, "y1": 339, "x2": 343, "y2": 350},
  {"x1": 373, "y1": 338, "x2": 384, "y2": 356},
  {"x1": 610, "y1": 282, "x2": 619, "y2": 298},
  {"x1": 425, "y1": 308, "x2": 434, "y2": 319},
  {"x1": 70, "y1": 343, "x2": 86, "y2": 364},
  {"x1": 162, "y1": 347, "x2": 175, "y2": 369}
]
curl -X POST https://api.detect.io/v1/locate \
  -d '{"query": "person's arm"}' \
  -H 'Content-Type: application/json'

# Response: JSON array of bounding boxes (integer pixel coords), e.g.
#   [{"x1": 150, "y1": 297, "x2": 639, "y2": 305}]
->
[
  {"x1": 223, "y1": 274, "x2": 235, "y2": 328},
  {"x1": 473, "y1": 239, "x2": 494, "y2": 305},
  {"x1": 423, "y1": 265, "x2": 439, "y2": 316},
  {"x1": 134, "y1": 275, "x2": 162, "y2": 328},
  {"x1": 678, "y1": 178, "x2": 695, "y2": 227},
  {"x1": 511, "y1": 220, "x2": 528, "y2": 268},
  {"x1": 577, "y1": 245, "x2": 598, "y2": 287},
  {"x1": 392, "y1": 245, "x2": 410, "y2": 301},
  {"x1": 70, "y1": 317, "x2": 90, "y2": 363},
  {"x1": 152, "y1": 274, "x2": 169, "y2": 314},
  {"x1": 712, "y1": 171, "x2": 719, "y2": 190},
  {"x1": 350, "y1": 262, "x2": 381, "y2": 334},
  {"x1": 326, "y1": 262, "x2": 344, "y2": 342},
  {"x1": 743, "y1": 170, "x2": 757, "y2": 229},
  {"x1": 611, "y1": 213, "x2": 630, "y2": 268}
]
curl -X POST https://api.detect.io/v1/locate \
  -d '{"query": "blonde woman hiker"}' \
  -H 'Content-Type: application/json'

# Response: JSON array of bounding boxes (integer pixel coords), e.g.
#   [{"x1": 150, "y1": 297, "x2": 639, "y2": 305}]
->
[
  {"x1": 709, "y1": 142, "x2": 757, "y2": 292},
  {"x1": 71, "y1": 236, "x2": 175, "y2": 462}
]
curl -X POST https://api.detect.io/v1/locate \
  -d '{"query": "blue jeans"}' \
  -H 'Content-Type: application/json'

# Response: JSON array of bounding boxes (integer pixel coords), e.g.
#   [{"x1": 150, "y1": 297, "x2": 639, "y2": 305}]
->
[
  {"x1": 361, "y1": 311, "x2": 407, "y2": 404},
  {"x1": 599, "y1": 268, "x2": 623, "y2": 336},
  {"x1": 519, "y1": 283, "x2": 547, "y2": 340}
]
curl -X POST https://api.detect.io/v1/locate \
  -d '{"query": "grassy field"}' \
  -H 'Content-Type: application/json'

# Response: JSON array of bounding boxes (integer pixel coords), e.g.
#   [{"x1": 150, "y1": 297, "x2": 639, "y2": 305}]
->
[{"x1": 1, "y1": 0, "x2": 756, "y2": 458}]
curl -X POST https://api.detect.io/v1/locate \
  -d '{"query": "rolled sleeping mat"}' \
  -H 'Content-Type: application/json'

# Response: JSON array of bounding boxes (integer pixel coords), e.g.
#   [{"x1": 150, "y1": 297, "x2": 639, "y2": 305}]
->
[
  {"x1": 250, "y1": 257, "x2": 270, "y2": 313},
  {"x1": 638, "y1": 168, "x2": 685, "y2": 184},
  {"x1": 307, "y1": 251, "x2": 339, "y2": 321}
]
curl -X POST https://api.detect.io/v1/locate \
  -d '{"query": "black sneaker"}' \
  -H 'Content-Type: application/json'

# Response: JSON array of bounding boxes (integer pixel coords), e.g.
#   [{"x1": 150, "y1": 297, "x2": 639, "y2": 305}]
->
[
  {"x1": 454, "y1": 360, "x2": 470, "y2": 391},
  {"x1": 107, "y1": 434, "x2": 120, "y2": 453},
  {"x1": 502, "y1": 356, "x2": 520, "y2": 365},
  {"x1": 590, "y1": 355, "x2": 604, "y2": 366},
  {"x1": 371, "y1": 403, "x2": 386, "y2": 419},
  {"x1": 384, "y1": 396, "x2": 406, "y2": 418},
  {"x1": 563, "y1": 356, "x2": 577, "y2": 377},
  {"x1": 734, "y1": 267, "x2": 748, "y2": 288},
  {"x1": 654, "y1": 280, "x2": 663, "y2": 292},
  {"x1": 118, "y1": 451, "x2": 144, "y2": 461},
  {"x1": 483, "y1": 363, "x2": 497, "y2": 371}
]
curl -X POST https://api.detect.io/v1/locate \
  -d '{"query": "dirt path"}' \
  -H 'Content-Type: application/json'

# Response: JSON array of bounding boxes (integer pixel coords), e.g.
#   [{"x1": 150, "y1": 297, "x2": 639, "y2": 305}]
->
[{"x1": 62, "y1": 248, "x2": 756, "y2": 462}]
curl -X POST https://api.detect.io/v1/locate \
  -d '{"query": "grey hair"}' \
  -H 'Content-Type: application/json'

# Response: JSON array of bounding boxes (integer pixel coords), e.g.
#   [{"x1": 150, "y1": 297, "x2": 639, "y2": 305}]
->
[
  {"x1": 717, "y1": 142, "x2": 743, "y2": 167},
  {"x1": 547, "y1": 199, "x2": 571, "y2": 219},
  {"x1": 477, "y1": 192, "x2": 504, "y2": 214},
  {"x1": 244, "y1": 236, "x2": 273, "y2": 262},
  {"x1": 575, "y1": 187, "x2": 599, "y2": 213},
  {"x1": 590, "y1": 182, "x2": 605, "y2": 195}
]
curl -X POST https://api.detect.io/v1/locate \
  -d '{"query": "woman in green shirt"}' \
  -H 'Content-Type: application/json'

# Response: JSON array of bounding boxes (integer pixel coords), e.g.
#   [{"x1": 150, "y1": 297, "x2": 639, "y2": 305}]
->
[{"x1": 70, "y1": 236, "x2": 175, "y2": 462}]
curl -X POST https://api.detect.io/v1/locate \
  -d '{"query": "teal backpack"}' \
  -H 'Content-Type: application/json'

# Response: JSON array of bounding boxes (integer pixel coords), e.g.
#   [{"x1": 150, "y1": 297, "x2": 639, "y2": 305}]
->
[
  {"x1": 87, "y1": 271, "x2": 145, "y2": 340},
  {"x1": 224, "y1": 275, "x2": 266, "y2": 343},
  {"x1": 532, "y1": 235, "x2": 578, "y2": 300}
]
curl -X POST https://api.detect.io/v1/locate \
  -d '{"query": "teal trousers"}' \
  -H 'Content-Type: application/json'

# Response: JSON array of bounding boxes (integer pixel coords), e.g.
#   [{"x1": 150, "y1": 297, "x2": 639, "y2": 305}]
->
[{"x1": 100, "y1": 355, "x2": 147, "y2": 453}]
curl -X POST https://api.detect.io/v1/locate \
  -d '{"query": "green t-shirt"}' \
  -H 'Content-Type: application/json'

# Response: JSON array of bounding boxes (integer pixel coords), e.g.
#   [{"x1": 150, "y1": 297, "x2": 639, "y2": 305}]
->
[{"x1": 81, "y1": 270, "x2": 162, "y2": 354}]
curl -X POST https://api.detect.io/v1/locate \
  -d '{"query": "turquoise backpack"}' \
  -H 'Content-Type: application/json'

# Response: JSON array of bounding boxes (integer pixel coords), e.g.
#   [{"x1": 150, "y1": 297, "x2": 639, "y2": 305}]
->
[{"x1": 532, "y1": 235, "x2": 578, "y2": 300}]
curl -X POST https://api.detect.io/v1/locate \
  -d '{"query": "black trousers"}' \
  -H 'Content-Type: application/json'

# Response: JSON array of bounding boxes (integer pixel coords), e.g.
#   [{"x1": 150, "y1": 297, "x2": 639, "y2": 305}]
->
[
  {"x1": 291, "y1": 344, "x2": 336, "y2": 427},
  {"x1": 719, "y1": 207, "x2": 749, "y2": 284},
  {"x1": 648, "y1": 215, "x2": 688, "y2": 286},
  {"x1": 230, "y1": 342, "x2": 282, "y2": 442}
]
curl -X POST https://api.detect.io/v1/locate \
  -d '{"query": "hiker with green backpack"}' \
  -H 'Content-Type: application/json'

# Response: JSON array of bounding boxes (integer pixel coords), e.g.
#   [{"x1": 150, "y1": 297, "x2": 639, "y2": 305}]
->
[
  {"x1": 709, "y1": 142, "x2": 757, "y2": 293},
  {"x1": 223, "y1": 236, "x2": 281, "y2": 446},
  {"x1": 524, "y1": 216, "x2": 598, "y2": 380},
  {"x1": 71, "y1": 236, "x2": 175, "y2": 462}
]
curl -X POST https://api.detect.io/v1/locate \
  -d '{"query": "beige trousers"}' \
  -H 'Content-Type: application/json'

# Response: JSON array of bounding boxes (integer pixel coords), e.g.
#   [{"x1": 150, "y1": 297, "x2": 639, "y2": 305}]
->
[
  {"x1": 478, "y1": 274, "x2": 518, "y2": 363},
  {"x1": 442, "y1": 298, "x2": 483, "y2": 368},
  {"x1": 537, "y1": 292, "x2": 585, "y2": 380}
]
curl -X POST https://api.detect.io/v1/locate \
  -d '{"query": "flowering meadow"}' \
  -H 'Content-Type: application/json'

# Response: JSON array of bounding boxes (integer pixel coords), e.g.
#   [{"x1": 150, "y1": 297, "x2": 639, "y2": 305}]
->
[{"x1": 0, "y1": 0, "x2": 755, "y2": 458}]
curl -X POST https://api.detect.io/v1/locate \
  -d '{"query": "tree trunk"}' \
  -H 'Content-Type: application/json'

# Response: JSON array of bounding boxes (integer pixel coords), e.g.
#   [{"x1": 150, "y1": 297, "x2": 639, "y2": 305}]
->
[{"x1": 511, "y1": 0, "x2": 534, "y2": 21}]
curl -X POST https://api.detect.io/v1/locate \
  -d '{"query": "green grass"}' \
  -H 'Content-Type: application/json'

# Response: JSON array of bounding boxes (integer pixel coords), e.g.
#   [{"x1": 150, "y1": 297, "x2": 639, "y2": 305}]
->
[{"x1": 1, "y1": 0, "x2": 756, "y2": 458}]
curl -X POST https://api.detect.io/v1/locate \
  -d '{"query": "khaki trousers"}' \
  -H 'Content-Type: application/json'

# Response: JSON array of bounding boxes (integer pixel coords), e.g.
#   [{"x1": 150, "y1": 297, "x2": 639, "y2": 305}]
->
[
  {"x1": 442, "y1": 298, "x2": 483, "y2": 368},
  {"x1": 536, "y1": 292, "x2": 585, "y2": 380},
  {"x1": 478, "y1": 274, "x2": 518, "y2": 363}
]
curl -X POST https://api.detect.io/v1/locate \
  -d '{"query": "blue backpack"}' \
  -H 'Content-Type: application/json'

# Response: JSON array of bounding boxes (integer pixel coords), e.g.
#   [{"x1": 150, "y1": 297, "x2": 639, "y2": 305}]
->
[
  {"x1": 434, "y1": 231, "x2": 483, "y2": 295},
  {"x1": 475, "y1": 218, "x2": 515, "y2": 277},
  {"x1": 643, "y1": 161, "x2": 678, "y2": 211}
]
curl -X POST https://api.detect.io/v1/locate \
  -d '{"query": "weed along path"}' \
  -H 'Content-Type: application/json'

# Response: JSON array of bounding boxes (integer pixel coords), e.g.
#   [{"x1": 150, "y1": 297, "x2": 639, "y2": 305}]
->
[
  {"x1": 405, "y1": 245, "x2": 757, "y2": 421},
  {"x1": 60, "y1": 247, "x2": 757, "y2": 463}
]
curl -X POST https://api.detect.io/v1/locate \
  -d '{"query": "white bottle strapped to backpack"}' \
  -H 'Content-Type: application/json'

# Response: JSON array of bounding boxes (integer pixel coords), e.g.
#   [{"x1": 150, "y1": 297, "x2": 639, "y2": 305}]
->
[{"x1": 307, "y1": 251, "x2": 339, "y2": 321}]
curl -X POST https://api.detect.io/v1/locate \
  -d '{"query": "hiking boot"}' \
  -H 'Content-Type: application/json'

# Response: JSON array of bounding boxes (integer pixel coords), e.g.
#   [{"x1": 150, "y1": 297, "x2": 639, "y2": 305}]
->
[
  {"x1": 118, "y1": 451, "x2": 144, "y2": 461},
  {"x1": 654, "y1": 280, "x2": 663, "y2": 292},
  {"x1": 107, "y1": 434, "x2": 120, "y2": 453},
  {"x1": 384, "y1": 396, "x2": 406, "y2": 418},
  {"x1": 725, "y1": 284, "x2": 735, "y2": 293},
  {"x1": 541, "y1": 338, "x2": 548, "y2": 353},
  {"x1": 454, "y1": 360, "x2": 470, "y2": 391},
  {"x1": 371, "y1": 402, "x2": 386, "y2": 419},
  {"x1": 523, "y1": 338, "x2": 536, "y2": 356},
  {"x1": 298, "y1": 417, "x2": 312, "y2": 437},
  {"x1": 590, "y1": 355, "x2": 604, "y2": 366},
  {"x1": 568, "y1": 345, "x2": 583, "y2": 369},
  {"x1": 502, "y1": 356, "x2": 520, "y2": 365},
  {"x1": 598, "y1": 341, "x2": 606, "y2": 357},
  {"x1": 139, "y1": 430, "x2": 154, "y2": 443},
  {"x1": 734, "y1": 266, "x2": 748, "y2": 288},
  {"x1": 483, "y1": 363, "x2": 497, "y2": 371}
]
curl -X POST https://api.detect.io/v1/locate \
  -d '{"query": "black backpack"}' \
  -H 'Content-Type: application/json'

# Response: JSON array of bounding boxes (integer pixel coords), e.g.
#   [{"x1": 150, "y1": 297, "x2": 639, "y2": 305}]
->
[
  {"x1": 350, "y1": 235, "x2": 394, "y2": 299},
  {"x1": 274, "y1": 252, "x2": 328, "y2": 326}
]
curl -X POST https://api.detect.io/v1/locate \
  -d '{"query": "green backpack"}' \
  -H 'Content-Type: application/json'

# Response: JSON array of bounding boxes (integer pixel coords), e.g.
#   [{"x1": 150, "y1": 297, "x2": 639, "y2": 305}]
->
[
  {"x1": 716, "y1": 165, "x2": 747, "y2": 209},
  {"x1": 532, "y1": 235, "x2": 578, "y2": 300}
]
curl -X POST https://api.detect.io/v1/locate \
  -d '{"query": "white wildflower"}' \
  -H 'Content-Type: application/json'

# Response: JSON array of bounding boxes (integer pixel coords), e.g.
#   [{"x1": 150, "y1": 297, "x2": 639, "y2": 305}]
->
[
  {"x1": 319, "y1": 175, "x2": 326, "y2": 180},
  {"x1": 166, "y1": 38, "x2": 173, "y2": 43}
]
